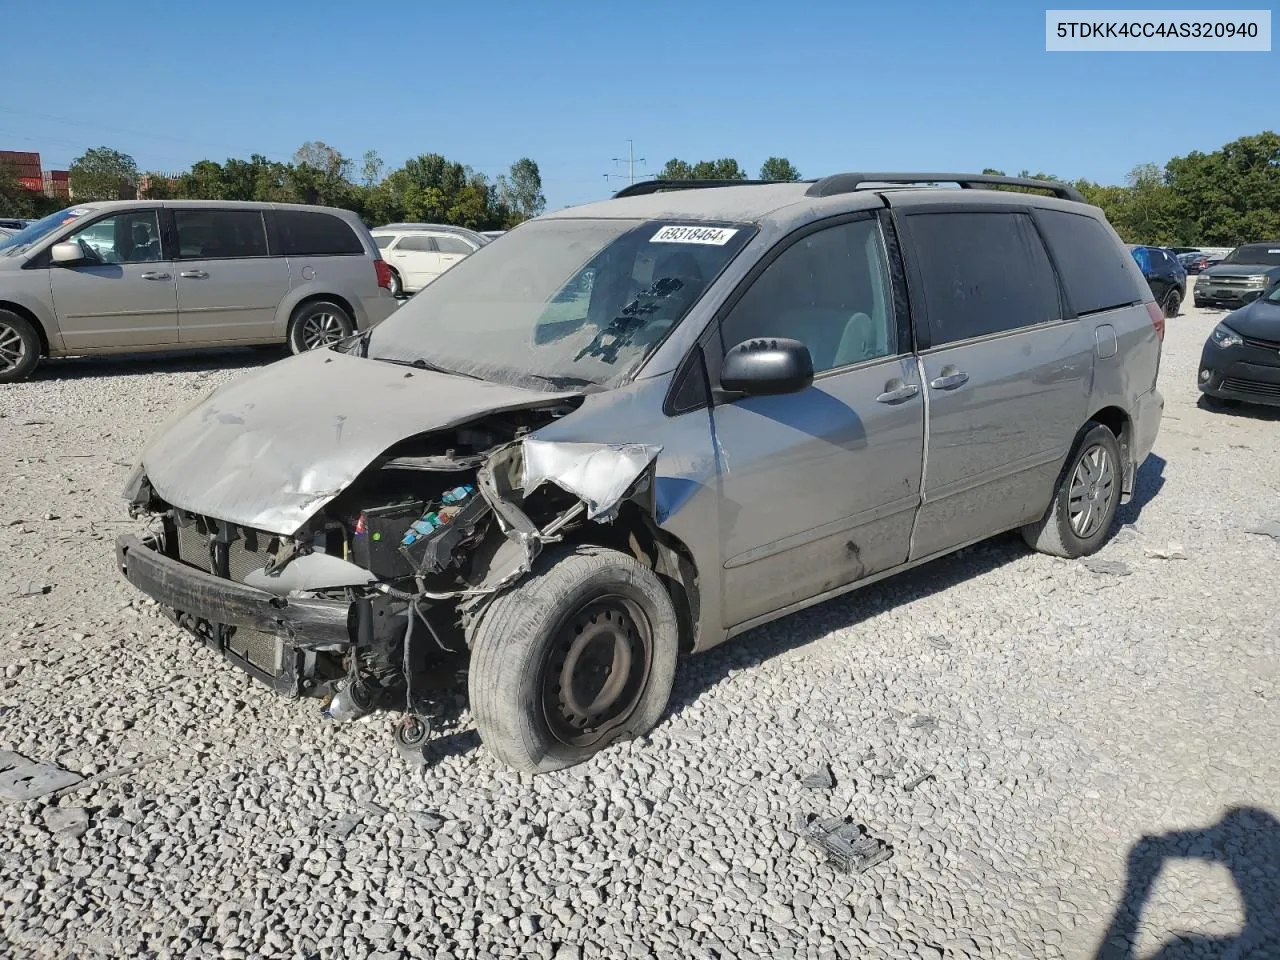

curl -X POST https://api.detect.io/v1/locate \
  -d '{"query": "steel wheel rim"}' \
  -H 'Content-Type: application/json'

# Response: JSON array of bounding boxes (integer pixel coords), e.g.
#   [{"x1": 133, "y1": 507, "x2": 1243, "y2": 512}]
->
[
  {"x1": 0, "y1": 321, "x2": 26, "y2": 373},
  {"x1": 1067, "y1": 443, "x2": 1115, "y2": 539},
  {"x1": 300, "y1": 312, "x2": 345, "y2": 349},
  {"x1": 541, "y1": 594, "x2": 653, "y2": 748}
]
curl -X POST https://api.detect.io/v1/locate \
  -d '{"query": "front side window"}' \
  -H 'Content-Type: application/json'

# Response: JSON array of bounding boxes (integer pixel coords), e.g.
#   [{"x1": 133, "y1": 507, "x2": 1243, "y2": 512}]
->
[
  {"x1": 719, "y1": 218, "x2": 897, "y2": 373},
  {"x1": 433, "y1": 235, "x2": 474, "y2": 255},
  {"x1": 395, "y1": 235, "x2": 434, "y2": 252},
  {"x1": 174, "y1": 209, "x2": 268, "y2": 259},
  {"x1": 67, "y1": 210, "x2": 162, "y2": 264},
  {"x1": 907, "y1": 211, "x2": 1061, "y2": 346},
  {"x1": 366, "y1": 218, "x2": 753, "y2": 389}
]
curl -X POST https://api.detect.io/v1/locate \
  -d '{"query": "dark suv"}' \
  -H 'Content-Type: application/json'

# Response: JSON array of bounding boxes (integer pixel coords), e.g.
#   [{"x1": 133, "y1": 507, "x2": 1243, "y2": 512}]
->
[
  {"x1": 1194, "y1": 243, "x2": 1280, "y2": 309},
  {"x1": 1128, "y1": 245, "x2": 1186, "y2": 317}
]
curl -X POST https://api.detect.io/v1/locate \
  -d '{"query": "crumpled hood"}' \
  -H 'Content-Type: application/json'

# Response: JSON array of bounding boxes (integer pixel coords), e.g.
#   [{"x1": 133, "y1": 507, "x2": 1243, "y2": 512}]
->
[{"x1": 140, "y1": 347, "x2": 575, "y2": 535}]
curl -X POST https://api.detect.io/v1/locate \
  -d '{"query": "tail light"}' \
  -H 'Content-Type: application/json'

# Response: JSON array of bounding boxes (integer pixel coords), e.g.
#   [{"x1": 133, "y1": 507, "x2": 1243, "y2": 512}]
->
[
  {"x1": 1145, "y1": 300, "x2": 1165, "y2": 341},
  {"x1": 374, "y1": 259, "x2": 392, "y2": 290}
]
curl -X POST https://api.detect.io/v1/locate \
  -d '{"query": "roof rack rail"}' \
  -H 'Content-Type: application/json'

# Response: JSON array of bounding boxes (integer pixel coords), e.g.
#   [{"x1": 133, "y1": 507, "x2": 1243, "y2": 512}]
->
[
  {"x1": 804, "y1": 172, "x2": 1085, "y2": 203},
  {"x1": 612, "y1": 179, "x2": 791, "y2": 198}
]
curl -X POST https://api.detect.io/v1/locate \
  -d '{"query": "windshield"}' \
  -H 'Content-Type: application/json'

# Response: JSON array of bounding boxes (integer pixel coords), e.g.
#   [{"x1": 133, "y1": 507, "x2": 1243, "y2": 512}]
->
[
  {"x1": 1222, "y1": 244, "x2": 1280, "y2": 267},
  {"x1": 0, "y1": 206, "x2": 91, "y2": 257},
  {"x1": 366, "y1": 218, "x2": 753, "y2": 389}
]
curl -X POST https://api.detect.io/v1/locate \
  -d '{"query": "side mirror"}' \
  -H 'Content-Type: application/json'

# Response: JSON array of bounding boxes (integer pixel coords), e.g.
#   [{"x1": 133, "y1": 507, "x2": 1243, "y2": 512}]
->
[
  {"x1": 721, "y1": 337, "x2": 814, "y2": 397},
  {"x1": 50, "y1": 241, "x2": 84, "y2": 265}
]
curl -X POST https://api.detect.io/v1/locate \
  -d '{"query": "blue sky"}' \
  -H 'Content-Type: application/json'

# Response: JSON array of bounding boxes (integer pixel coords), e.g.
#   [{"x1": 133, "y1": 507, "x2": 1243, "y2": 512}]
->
[{"x1": 3, "y1": 1, "x2": 1275, "y2": 210}]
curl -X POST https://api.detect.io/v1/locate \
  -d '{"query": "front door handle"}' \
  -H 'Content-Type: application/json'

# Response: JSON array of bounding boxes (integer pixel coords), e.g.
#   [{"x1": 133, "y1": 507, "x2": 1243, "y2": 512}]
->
[
  {"x1": 139, "y1": 271, "x2": 171, "y2": 281},
  {"x1": 929, "y1": 371, "x2": 970, "y2": 390},
  {"x1": 179, "y1": 270, "x2": 209, "y2": 279},
  {"x1": 875, "y1": 383, "x2": 921, "y2": 404}
]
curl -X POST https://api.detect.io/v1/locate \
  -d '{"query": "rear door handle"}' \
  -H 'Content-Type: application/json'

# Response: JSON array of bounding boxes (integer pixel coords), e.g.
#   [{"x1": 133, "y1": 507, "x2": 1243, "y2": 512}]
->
[
  {"x1": 139, "y1": 271, "x2": 171, "y2": 281},
  {"x1": 875, "y1": 383, "x2": 920, "y2": 404},
  {"x1": 929, "y1": 371, "x2": 970, "y2": 390},
  {"x1": 179, "y1": 270, "x2": 209, "y2": 279}
]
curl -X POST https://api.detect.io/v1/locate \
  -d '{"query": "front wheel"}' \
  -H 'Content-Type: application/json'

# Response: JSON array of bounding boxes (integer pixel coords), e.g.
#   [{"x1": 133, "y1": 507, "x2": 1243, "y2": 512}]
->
[
  {"x1": 0, "y1": 310, "x2": 41, "y2": 384},
  {"x1": 1022, "y1": 422, "x2": 1122, "y2": 558},
  {"x1": 467, "y1": 545, "x2": 679, "y2": 773},
  {"x1": 287, "y1": 300, "x2": 354, "y2": 354}
]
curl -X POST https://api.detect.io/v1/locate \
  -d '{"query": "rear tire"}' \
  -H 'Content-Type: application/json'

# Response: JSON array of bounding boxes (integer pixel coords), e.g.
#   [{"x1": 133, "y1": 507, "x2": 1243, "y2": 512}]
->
[
  {"x1": 388, "y1": 267, "x2": 404, "y2": 298},
  {"x1": 0, "y1": 310, "x2": 41, "y2": 384},
  {"x1": 1162, "y1": 287, "x2": 1182, "y2": 318},
  {"x1": 1021, "y1": 422, "x2": 1122, "y2": 559},
  {"x1": 467, "y1": 544, "x2": 679, "y2": 774},
  {"x1": 287, "y1": 300, "x2": 354, "y2": 354}
]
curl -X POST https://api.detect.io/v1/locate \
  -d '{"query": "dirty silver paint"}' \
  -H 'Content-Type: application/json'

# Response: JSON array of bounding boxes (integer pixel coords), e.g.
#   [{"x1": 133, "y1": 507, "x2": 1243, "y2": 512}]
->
[
  {"x1": 138, "y1": 347, "x2": 576, "y2": 535},
  {"x1": 521, "y1": 439, "x2": 663, "y2": 521}
]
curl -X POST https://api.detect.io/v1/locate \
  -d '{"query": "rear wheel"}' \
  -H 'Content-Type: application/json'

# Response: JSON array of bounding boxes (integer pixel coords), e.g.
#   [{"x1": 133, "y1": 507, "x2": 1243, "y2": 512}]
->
[
  {"x1": 1022, "y1": 422, "x2": 1122, "y2": 558},
  {"x1": 388, "y1": 267, "x2": 404, "y2": 298},
  {"x1": 287, "y1": 300, "x2": 354, "y2": 354},
  {"x1": 1162, "y1": 287, "x2": 1182, "y2": 318},
  {"x1": 467, "y1": 545, "x2": 679, "y2": 773},
  {"x1": 0, "y1": 310, "x2": 41, "y2": 384}
]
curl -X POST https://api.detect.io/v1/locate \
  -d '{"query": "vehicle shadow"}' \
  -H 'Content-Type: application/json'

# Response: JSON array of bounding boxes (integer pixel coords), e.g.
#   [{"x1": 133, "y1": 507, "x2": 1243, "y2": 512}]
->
[
  {"x1": 1197, "y1": 396, "x2": 1280, "y2": 423},
  {"x1": 1114, "y1": 453, "x2": 1166, "y2": 527},
  {"x1": 665, "y1": 532, "x2": 1026, "y2": 717},
  {"x1": 1094, "y1": 806, "x2": 1280, "y2": 959},
  {"x1": 31, "y1": 348, "x2": 279, "y2": 382}
]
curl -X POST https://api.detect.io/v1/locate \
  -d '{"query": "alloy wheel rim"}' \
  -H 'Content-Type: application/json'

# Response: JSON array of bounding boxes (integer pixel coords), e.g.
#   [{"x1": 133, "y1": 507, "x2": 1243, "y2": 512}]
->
[
  {"x1": 541, "y1": 595, "x2": 653, "y2": 748},
  {"x1": 300, "y1": 312, "x2": 345, "y2": 350},
  {"x1": 1068, "y1": 443, "x2": 1115, "y2": 539},
  {"x1": 0, "y1": 321, "x2": 26, "y2": 373}
]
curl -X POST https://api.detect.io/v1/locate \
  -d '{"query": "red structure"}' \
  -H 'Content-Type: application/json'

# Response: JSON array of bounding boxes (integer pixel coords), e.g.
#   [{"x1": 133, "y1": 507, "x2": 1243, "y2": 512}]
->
[{"x1": 1, "y1": 151, "x2": 71, "y2": 197}]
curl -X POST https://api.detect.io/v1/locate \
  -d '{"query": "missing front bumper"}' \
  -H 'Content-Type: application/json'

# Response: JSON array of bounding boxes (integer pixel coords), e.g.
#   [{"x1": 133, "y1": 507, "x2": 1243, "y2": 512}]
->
[{"x1": 116, "y1": 534, "x2": 355, "y2": 695}]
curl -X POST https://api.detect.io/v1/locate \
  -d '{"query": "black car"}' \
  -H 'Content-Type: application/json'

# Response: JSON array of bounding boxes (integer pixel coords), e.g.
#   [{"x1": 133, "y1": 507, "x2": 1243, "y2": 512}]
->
[
  {"x1": 1128, "y1": 245, "x2": 1187, "y2": 317},
  {"x1": 1177, "y1": 250, "x2": 1209, "y2": 274},
  {"x1": 1198, "y1": 283, "x2": 1280, "y2": 407},
  {"x1": 1194, "y1": 242, "x2": 1280, "y2": 309}
]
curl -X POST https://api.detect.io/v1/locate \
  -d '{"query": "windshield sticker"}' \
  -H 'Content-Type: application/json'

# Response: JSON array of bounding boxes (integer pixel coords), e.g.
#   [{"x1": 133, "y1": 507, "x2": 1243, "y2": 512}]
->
[{"x1": 650, "y1": 225, "x2": 738, "y2": 246}]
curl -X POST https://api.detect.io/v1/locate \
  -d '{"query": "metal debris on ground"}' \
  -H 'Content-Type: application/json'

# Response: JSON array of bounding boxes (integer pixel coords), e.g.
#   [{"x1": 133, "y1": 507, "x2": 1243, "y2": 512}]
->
[
  {"x1": 1245, "y1": 520, "x2": 1280, "y2": 540},
  {"x1": 903, "y1": 771, "x2": 936, "y2": 793},
  {"x1": 1083, "y1": 558, "x2": 1132, "y2": 577},
  {"x1": 925, "y1": 635, "x2": 952, "y2": 650},
  {"x1": 321, "y1": 813, "x2": 363, "y2": 840},
  {"x1": 16, "y1": 582, "x2": 52, "y2": 597},
  {"x1": 1144, "y1": 541, "x2": 1187, "y2": 560},
  {"x1": 799, "y1": 764, "x2": 836, "y2": 791},
  {"x1": 803, "y1": 816, "x2": 893, "y2": 874},
  {"x1": 908, "y1": 714, "x2": 939, "y2": 733},
  {"x1": 0, "y1": 752, "x2": 84, "y2": 802}
]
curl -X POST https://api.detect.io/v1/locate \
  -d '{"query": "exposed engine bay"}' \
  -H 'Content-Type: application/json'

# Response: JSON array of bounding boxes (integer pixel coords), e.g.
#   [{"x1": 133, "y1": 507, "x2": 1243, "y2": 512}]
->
[{"x1": 117, "y1": 400, "x2": 667, "y2": 755}]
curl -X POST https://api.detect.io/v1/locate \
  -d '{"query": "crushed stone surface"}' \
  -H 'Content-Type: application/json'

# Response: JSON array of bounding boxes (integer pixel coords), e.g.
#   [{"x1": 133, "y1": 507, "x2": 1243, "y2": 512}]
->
[{"x1": 1, "y1": 301, "x2": 1278, "y2": 959}]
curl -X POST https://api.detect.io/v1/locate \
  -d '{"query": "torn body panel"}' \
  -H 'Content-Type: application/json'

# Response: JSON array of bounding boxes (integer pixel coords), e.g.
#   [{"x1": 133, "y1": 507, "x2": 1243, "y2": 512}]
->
[{"x1": 139, "y1": 346, "x2": 578, "y2": 535}]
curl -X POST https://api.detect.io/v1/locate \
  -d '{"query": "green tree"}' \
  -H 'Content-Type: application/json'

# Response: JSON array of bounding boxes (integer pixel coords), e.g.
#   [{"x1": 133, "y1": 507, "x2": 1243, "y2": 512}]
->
[
  {"x1": 360, "y1": 150, "x2": 384, "y2": 188},
  {"x1": 69, "y1": 146, "x2": 138, "y2": 201},
  {"x1": 496, "y1": 157, "x2": 545, "y2": 222},
  {"x1": 659, "y1": 158, "x2": 694, "y2": 179},
  {"x1": 293, "y1": 141, "x2": 351, "y2": 181},
  {"x1": 1164, "y1": 131, "x2": 1280, "y2": 245},
  {"x1": 659, "y1": 157, "x2": 746, "y2": 180},
  {"x1": 759, "y1": 157, "x2": 801, "y2": 181}
]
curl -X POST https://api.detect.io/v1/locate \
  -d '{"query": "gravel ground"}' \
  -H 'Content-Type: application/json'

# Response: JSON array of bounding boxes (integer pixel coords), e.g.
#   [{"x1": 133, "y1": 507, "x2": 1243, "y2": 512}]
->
[{"x1": 2, "y1": 293, "x2": 1278, "y2": 960}]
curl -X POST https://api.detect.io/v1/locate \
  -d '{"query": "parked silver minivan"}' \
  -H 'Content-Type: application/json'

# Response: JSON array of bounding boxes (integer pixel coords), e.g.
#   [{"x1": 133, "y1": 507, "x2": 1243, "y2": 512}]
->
[
  {"x1": 0, "y1": 200, "x2": 397, "y2": 382},
  {"x1": 116, "y1": 174, "x2": 1164, "y2": 773}
]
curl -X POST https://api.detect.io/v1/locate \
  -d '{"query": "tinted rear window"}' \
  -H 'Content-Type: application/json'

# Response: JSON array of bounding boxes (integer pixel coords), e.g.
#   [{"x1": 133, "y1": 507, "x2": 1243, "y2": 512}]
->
[
  {"x1": 1037, "y1": 210, "x2": 1144, "y2": 315},
  {"x1": 906, "y1": 211, "x2": 1060, "y2": 346},
  {"x1": 276, "y1": 210, "x2": 363, "y2": 257},
  {"x1": 175, "y1": 209, "x2": 268, "y2": 259}
]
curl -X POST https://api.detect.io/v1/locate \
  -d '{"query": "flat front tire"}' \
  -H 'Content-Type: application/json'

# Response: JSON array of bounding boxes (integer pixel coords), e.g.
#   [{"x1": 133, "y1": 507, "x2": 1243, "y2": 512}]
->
[
  {"x1": 468, "y1": 545, "x2": 679, "y2": 774},
  {"x1": 1022, "y1": 422, "x2": 1123, "y2": 558}
]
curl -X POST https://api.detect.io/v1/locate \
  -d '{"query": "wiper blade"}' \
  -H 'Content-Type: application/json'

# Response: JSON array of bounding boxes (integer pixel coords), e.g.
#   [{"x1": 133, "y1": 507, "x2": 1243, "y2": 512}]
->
[
  {"x1": 374, "y1": 356, "x2": 483, "y2": 380},
  {"x1": 520, "y1": 372, "x2": 597, "y2": 390}
]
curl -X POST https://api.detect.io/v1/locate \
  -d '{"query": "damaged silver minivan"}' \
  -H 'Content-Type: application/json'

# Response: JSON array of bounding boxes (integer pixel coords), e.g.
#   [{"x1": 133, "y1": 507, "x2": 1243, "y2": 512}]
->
[{"x1": 117, "y1": 173, "x2": 1164, "y2": 772}]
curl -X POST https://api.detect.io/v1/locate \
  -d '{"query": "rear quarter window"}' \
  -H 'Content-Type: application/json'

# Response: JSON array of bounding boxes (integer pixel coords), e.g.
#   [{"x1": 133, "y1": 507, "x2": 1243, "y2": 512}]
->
[
  {"x1": 275, "y1": 210, "x2": 364, "y2": 257},
  {"x1": 1038, "y1": 210, "x2": 1147, "y2": 315}
]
